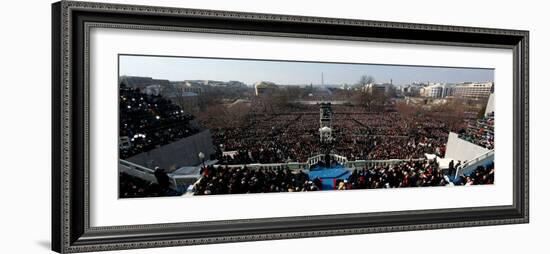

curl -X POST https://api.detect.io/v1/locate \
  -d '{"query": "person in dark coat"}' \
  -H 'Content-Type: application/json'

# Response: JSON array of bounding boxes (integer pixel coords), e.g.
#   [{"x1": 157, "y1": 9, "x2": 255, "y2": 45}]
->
[{"x1": 154, "y1": 167, "x2": 170, "y2": 192}]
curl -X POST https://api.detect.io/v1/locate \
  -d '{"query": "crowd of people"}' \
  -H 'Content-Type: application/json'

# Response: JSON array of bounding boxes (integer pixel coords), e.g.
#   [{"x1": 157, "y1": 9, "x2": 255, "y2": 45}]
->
[
  {"x1": 119, "y1": 83, "x2": 201, "y2": 158},
  {"x1": 207, "y1": 103, "x2": 454, "y2": 164},
  {"x1": 113, "y1": 88, "x2": 489, "y2": 166},
  {"x1": 193, "y1": 165, "x2": 322, "y2": 195},
  {"x1": 211, "y1": 113, "x2": 311, "y2": 164},
  {"x1": 118, "y1": 79, "x2": 496, "y2": 198},
  {"x1": 458, "y1": 112, "x2": 494, "y2": 150},
  {"x1": 338, "y1": 159, "x2": 494, "y2": 190},
  {"x1": 453, "y1": 163, "x2": 495, "y2": 186},
  {"x1": 119, "y1": 171, "x2": 181, "y2": 198},
  {"x1": 339, "y1": 159, "x2": 448, "y2": 190},
  {"x1": 192, "y1": 159, "x2": 495, "y2": 195},
  {"x1": 118, "y1": 86, "x2": 490, "y2": 163}
]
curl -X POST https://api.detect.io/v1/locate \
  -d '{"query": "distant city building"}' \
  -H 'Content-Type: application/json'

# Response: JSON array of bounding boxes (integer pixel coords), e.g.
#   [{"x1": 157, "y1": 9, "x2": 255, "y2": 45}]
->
[
  {"x1": 411, "y1": 82, "x2": 431, "y2": 87},
  {"x1": 340, "y1": 84, "x2": 351, "y2": 90},
  {"x1": 420, "y1": 83, "x2": 453, "y2": 98},
  {"x1": 400, "y1": 85, "x2": 420, "y2": 96},
  {"x1": 198, "y1": 80, "x2": 247, "y2": 88},
  {"x1": 172, "y1": 80, "x2": 247, "y2": 94},
  {"x1": 225, "y1": 80, "x2": 247, "y2": 88},
  {"x1": 417, "y1": 82, "x2": 493, "y2": 99},
  {"x1": 452, "y1": 82, "x2": 493, "y2": 99},
  {"x1": 362, "y1": 83, "x2": 387, "y2": 96},
  {"x1": 175, "y1": 81, "x2": 203, "y2": 95},
  {"x1": 203, "y1": 80, "x2": 223, "y2": 87},
  {"x1": 254, "y1": 81, "x2": 279, "y2": 96},
  {"x1": 120, "y1": 76, "x2": 170, "y2": 90}
]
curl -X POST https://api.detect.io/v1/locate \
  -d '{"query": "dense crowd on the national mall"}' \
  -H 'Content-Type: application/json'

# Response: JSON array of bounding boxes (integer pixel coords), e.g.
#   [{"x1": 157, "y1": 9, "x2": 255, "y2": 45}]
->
[
  {"x1": 208, "y1": 104, "x2": 453, "y2": 165},
  {"x1": 457, "y1": 112, "x2": 494, "y2": 150},
  {"x1": 119, "y1": 83, "x2": 200, "y2": 159},
  {"x1": 117, "y1": 84, "x2": 493, "y2": 165}
]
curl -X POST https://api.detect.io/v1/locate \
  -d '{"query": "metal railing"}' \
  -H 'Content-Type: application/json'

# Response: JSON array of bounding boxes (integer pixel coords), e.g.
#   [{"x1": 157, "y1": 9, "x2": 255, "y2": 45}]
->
[
  {"x1": 454, "y1": 149, "x2": 495, "y2": 178},
  {"x1": 119, "y1": 159, "x2": 200, "y2": 191},
  {"x1": 306, "y1": 154, "x2": 349, "y2": 167},
  {"x1": 212, "y1": 162, "x2": 309, "y2": 171},
  {"x1": 119, "y1": 159, "x2": 157, "y2": 183},
  {"x1": 345, "y1": 158, "x2": 424, "y2": 169}
]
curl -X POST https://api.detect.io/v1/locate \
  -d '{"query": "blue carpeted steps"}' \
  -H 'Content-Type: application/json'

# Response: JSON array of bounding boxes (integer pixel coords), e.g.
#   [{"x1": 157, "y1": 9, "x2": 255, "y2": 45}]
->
[{"x1": 308, "y1": 165, "x2": 351, "y2": 190}]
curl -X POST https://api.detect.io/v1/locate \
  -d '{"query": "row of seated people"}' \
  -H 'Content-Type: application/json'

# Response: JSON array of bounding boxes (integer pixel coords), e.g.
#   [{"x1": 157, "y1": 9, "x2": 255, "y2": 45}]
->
[
  {"x1": 337, "y1": 159, "x2": 447, "y2": 190},
  {"x1": 457, "y1": 112, "x2": 494, "y2": 150},
  {"x1": 453, "y1": 163, "x2": 495, "y2": 186},
  {"x1": 338, "y1": 160, "x2": 494, "y2": 190},
  {"x1": 193, "y1": 165, "x2": 322, "y2": 195},
  {"x1": 119, "y1": 83, "x2": 200, "y2": 159}
]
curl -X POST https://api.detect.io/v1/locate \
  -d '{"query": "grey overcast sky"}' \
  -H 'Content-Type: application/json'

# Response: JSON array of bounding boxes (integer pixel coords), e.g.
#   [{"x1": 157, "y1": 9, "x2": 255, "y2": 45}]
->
[{"x1": 119, "y1": 55, "x2": 494, "y2": 86}]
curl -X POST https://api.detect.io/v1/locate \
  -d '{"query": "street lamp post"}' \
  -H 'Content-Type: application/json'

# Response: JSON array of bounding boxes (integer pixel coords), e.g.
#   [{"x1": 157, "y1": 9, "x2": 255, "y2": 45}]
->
[{"x1": 198, "y1": 152, "x2": 206, "y2": 168}]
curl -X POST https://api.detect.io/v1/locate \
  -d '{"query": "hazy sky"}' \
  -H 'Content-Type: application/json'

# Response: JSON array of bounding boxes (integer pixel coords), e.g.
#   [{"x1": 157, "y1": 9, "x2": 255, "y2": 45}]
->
[{"x1": 119, "y1": 55, "x2": 494, "y2": 86}]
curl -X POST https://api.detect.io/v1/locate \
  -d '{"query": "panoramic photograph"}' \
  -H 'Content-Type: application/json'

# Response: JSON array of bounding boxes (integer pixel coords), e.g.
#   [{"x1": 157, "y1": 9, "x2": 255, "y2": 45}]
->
[{"x1": 118, "y1": 55, "x2": 495, "y2": 198}]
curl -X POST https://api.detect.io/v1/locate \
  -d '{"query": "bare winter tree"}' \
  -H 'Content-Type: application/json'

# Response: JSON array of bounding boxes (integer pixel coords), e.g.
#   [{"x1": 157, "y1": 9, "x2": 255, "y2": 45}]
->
[
  {"x1": 354, "y1": 75, "x2": 376, "y2": 89},
  {"x1": 351, "y1": 75, "x2": 378, "y2": 110}
]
